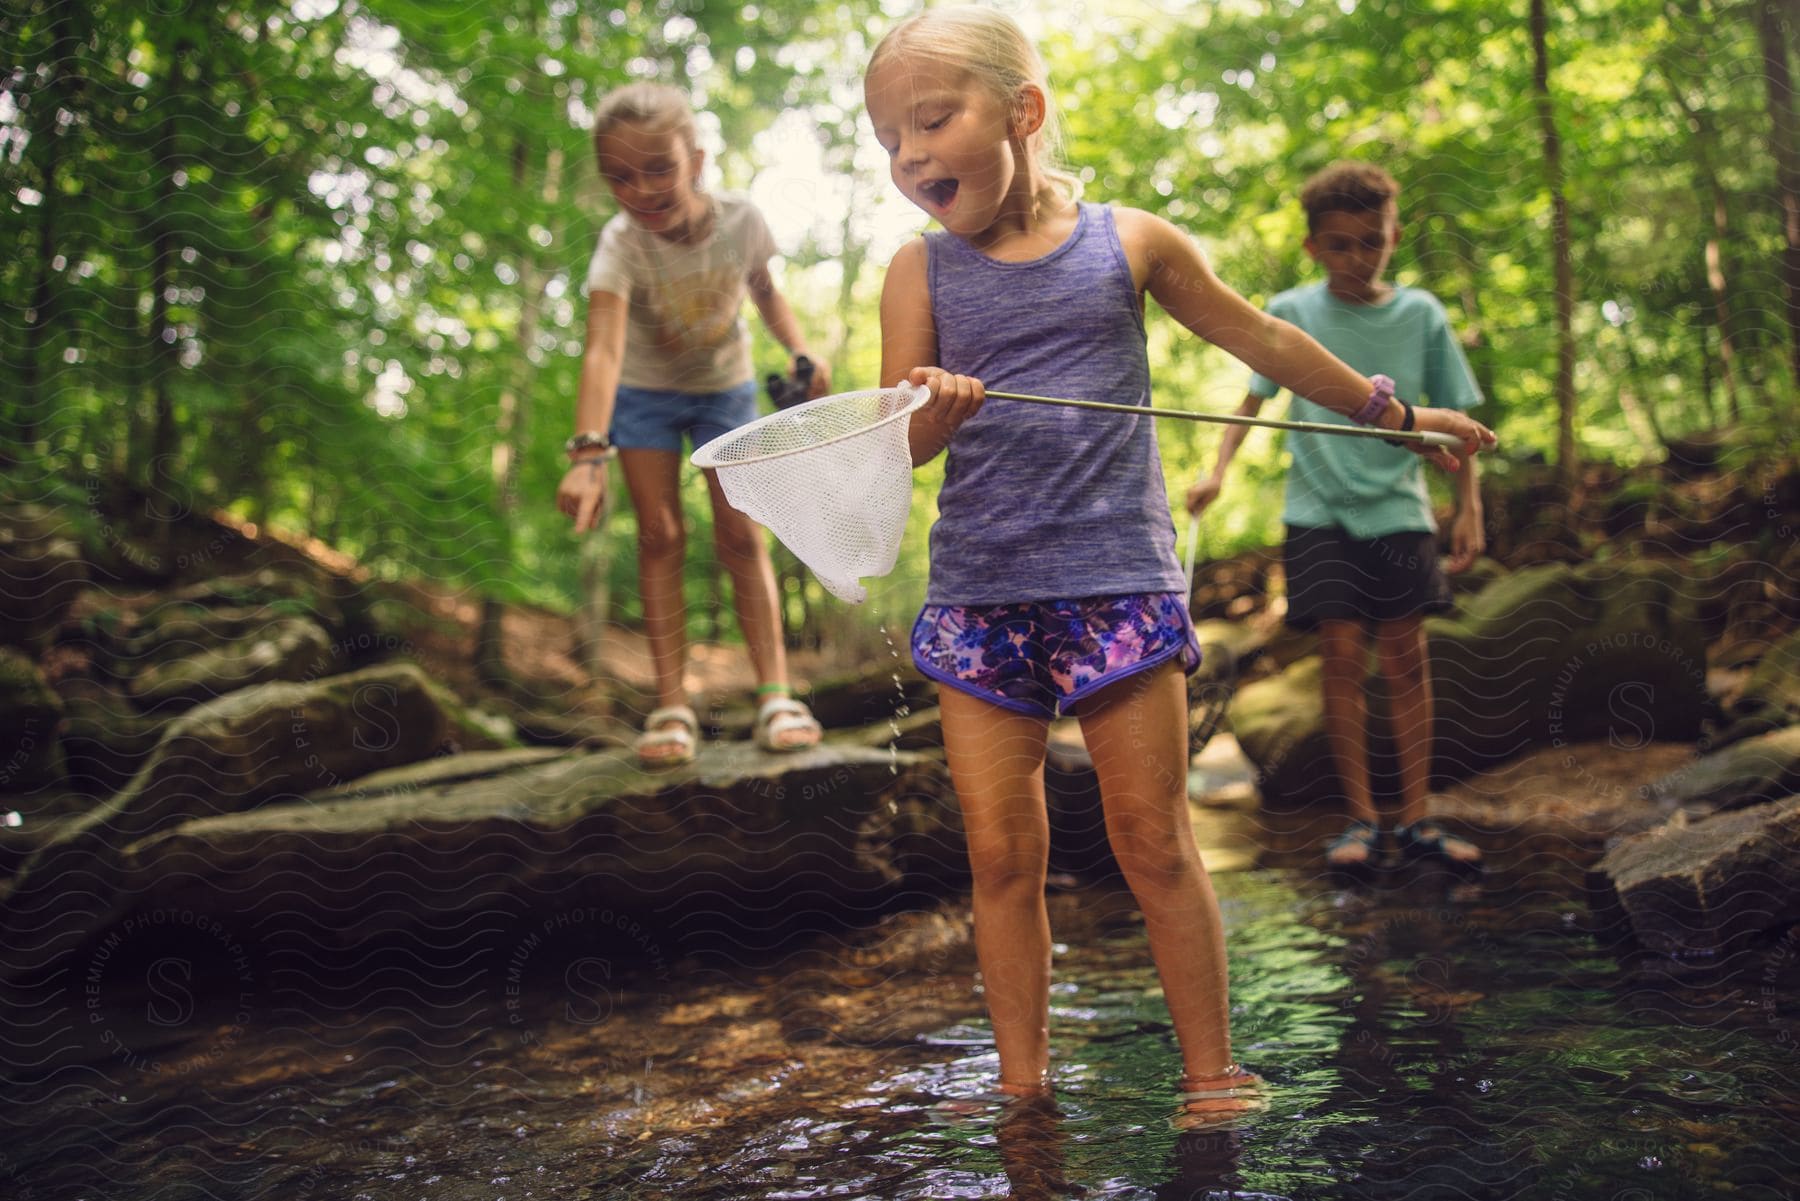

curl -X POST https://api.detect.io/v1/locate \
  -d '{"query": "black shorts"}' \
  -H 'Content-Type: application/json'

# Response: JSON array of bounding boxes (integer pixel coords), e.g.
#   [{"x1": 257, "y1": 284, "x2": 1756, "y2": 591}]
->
[{"x1": 1283, "y1": 525, "x2": 1454, "y2": 630}]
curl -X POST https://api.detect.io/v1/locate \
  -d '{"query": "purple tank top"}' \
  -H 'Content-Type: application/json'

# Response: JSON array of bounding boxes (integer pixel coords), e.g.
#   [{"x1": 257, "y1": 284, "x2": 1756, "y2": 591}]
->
[{"x1": 925, "y1": 203, "x2": 1183, "y2": 605}]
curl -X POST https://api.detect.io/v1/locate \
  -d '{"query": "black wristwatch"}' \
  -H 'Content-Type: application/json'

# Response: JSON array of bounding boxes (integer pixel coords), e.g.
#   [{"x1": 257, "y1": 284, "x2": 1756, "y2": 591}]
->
[
  {"x1": 564, "y1": 431, "x2": 612, "y2": 459},
  {"x1": 1384, "y1": 401, "x2": 1417, "y2": 448}
]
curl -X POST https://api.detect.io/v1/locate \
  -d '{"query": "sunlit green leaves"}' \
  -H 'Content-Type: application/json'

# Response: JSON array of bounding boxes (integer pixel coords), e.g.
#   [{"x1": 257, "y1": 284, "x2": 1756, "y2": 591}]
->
[{"x1": 2, "y1": 0, "x2": 1790, "y2": 625}]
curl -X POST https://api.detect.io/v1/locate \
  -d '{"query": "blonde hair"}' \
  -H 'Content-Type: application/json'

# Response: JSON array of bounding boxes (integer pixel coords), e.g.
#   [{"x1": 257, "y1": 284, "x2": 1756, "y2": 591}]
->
[
  {"x1": 868, "y1": 7, "x2": 1081, "y2": 215},
  {"x1": 591, "y1": 82, "x2": 699, "y2": 173}
]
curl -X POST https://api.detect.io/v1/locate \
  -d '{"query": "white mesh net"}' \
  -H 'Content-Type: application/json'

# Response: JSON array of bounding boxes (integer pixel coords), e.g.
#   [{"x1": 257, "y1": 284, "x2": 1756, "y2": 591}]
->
[{"x1": 691, "y1": 382, "x2": 931, "y2": 603}]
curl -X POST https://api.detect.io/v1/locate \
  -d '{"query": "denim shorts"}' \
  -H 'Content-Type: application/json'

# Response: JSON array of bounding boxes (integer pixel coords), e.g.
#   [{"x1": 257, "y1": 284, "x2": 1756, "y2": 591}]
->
[
  {"x1": 610, "y1": 381, "x2": 759, "y2": 454},
  {"x1": 911, "y1": 592, "x2": 1201, "y2": 718}
]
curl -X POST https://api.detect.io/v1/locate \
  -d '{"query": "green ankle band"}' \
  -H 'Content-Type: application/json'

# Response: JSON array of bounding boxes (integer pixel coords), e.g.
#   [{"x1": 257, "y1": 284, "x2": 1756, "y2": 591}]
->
[{"x1": 756, "y1": 683, "x2": 789, "y2": 696}]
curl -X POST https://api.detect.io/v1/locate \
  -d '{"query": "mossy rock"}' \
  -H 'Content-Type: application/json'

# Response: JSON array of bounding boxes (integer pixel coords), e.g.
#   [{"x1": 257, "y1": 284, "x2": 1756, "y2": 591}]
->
[
  {"x1": 104, "y1": 742, "x2": 964, "y2": 956},
  {"x1": 0, "y1": 503, "x2": 88, "y2": 653},
  {"x1": 1648, "y1": 726, "x2": 1800, "y2": 814},
  {"x1": 1231, "y1": 560, "x2": 1708, "y2": 808},
  {"x1": 0, "y1": 647, "x2": 66, "y2": 792},
  {"x1": 0, "y1": 661, "x2": 517, "y2": 963},
  {"x1": 800, "y1": 663, "x2": 937, "y2": 730},
  {"x1": 126, "y1": 615, "x2": 339, "y2": 711},
  {"x1": 53, "y1": 676, "x2": 168, "y2": 796},
  {"x1": 1734, "y1": 631, "x2": 1800, "y2": 725}
]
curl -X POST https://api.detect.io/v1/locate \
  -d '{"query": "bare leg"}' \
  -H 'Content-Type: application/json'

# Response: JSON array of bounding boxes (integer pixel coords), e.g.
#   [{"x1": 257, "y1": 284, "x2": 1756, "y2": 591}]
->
[
  {"x1": 1378, "y1": 616, "x2": 1479, "y2": 863},
  {"x1": 703, "y1": 469, "x2": 789, "y2": 690},
  {"x1": 1318, "y1": 619, "x2": 1377, "y2": 834},
  {"x1": 1078, "y1": 662, "x2": 1235, "y2": 1082},
  {"x1": 1375, "y1": 616, "x2": 1432, "y2": 829},
  {"x1": 939, "y1": 686, "x2": 1054, "y2": 1094},
  {"x1": 619, "y1": 450, "x2": 689, "y2": 711}
]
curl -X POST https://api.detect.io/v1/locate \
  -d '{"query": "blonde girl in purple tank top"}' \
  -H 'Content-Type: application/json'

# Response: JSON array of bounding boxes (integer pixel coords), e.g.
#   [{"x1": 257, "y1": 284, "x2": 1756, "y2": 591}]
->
[{"x1": 864, "y1": 8, "x2": 1495, "y2": 1116}]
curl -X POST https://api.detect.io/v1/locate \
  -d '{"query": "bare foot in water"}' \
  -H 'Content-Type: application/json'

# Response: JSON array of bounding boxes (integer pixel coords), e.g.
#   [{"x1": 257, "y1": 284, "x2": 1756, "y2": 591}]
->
[{"x1": 930, "y1": 1078, "x2": 1052, "y2": 1119}]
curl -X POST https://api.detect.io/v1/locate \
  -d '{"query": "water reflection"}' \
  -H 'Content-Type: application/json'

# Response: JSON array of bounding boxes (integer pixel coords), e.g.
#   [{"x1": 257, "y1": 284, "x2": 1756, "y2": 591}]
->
[{"x1": 4, "y1": 866, "x2": 1797, "y2": 1199}]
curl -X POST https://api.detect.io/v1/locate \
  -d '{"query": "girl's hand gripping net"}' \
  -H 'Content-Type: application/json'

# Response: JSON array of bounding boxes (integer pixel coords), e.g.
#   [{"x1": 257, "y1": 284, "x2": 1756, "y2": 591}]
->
[{"x1": 690, "y1": 382, "x2": 932, "y2": 604}]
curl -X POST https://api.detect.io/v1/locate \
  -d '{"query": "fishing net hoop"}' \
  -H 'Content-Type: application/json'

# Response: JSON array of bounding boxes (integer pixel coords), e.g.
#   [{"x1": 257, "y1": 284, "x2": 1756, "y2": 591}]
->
[{"x1": 690, "y1": 382, "x2": 932, "y2": 604}]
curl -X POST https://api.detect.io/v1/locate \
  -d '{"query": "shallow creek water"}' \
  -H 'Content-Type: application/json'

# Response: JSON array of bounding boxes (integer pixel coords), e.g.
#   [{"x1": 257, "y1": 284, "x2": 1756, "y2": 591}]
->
[{"x1": 5, "y1": 849, "x2": 1798, "y2": 1200}]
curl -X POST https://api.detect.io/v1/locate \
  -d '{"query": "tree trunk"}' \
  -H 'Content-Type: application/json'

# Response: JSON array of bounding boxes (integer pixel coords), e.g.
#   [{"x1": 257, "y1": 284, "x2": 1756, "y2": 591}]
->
[
  {"x1": 14, "y1": 5, "x2": 81, "y2": 465},
  {"x1": 475, "y1": 597, "x2": 509, "y2": 689},
  {"x1": 16, "y1": 142, "x2": 60, "y2": 466},
  {"x1": 1659, "y1": 43, "x2": 1747, "y2": 418},
  {"x1": 475, "y1": 96, "x2": 562, "y2": 687},
  {"x1": 491, "y1": 136, "x2": 555, "y2": 526},
  {"x1": 1698, "y1": 322, "x2": 1720, "y2": 425},
  {"x1": 1445, "y1": 231, "x2": 1497, "y2": 405},
  {"x1": 1758, "y1": 0, "x2": 1800, "y2": 389},
  {"x1": 1531, "y1": 0, "x2": 1580, "y2": 491},
  {"x1": 1613, "y1": 336, "x2": 1666, "y2": 452},
  {"x1": 833, "y1": 173, "x2": 867, "y2": 365},
  {"x1": 1703, "y1": 208, "x2": 1744, "y2": 421},
  {"x1": 1409, "y1": 94, "x2": 1461, "y2": 302},
  {"x1": 237, "y1": 199, "x2": 280, "y2": 519},
  {"x1": 146, "y1": 42, "x2": 187, "y2": 565}
]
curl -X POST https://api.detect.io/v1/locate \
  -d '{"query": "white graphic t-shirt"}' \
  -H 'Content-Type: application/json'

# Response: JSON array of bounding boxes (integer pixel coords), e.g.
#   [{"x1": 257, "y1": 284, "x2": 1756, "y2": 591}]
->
[{"x1": 583, "y1": 191, "x2": 777, "y2": 394}]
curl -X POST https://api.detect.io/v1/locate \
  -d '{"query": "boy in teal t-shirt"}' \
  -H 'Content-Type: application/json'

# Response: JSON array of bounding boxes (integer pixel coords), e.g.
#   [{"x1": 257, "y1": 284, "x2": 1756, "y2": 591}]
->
[{"x1": 1189, "y1": 161, "x2": 1485, "y2": 872}]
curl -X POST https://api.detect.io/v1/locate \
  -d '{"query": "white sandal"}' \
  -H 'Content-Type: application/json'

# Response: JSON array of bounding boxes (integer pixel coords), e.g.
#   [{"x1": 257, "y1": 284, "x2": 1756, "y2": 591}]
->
[
  {"x1": 753, "y1": 695, "x2": 822, "y2": 753},
  {"x1": 1177, "y1": 1064, "x2": 1261, "y2": 1104},
  {"x1": 636, "y1": 704, "x2": 699, "y2": 767},
  {"x1": 1174, "y1": 1064, "x2": 1266, "y2": 1130}
]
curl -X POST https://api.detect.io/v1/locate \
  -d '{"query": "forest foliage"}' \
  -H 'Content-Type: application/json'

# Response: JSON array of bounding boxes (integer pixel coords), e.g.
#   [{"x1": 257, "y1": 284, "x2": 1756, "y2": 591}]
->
[{"x1": 4, "y1": 0, "x2": 1796, "y2": 647}]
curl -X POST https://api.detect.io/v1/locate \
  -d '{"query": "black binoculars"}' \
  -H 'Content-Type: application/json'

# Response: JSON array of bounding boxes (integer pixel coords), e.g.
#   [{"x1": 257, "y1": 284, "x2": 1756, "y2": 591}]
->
[{"x1": 765, "y1": 355, "x2": 816, "y2": 410}]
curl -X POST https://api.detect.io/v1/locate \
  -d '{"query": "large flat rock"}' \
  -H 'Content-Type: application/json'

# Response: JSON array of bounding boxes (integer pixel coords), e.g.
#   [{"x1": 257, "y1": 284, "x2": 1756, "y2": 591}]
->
[{"x1": 111, "y1": 741, "x2": 965, "y2": 952}]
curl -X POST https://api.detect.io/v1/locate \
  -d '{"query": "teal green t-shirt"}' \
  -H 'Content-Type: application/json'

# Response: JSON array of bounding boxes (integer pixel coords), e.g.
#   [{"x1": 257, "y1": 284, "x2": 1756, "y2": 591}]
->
[{"x1": 1248, "y1": 283, "x2": 1481, "y2": 538}]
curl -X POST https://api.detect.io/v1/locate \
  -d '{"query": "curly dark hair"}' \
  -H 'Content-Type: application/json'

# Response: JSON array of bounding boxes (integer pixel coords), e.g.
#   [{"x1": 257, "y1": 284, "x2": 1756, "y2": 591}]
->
[{"x1": 1299, "y1": 161, "x2": 1399, "y2": 233}]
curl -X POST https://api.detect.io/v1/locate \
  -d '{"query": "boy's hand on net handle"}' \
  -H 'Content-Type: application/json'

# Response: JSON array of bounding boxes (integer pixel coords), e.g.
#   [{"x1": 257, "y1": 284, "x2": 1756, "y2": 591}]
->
[
  {"x1": 1409, "y1": 406, "x2": 1496, "y2": 473},
  {"x1": 1185, "y1": 476, "x2": 1223, "y2": 516}
]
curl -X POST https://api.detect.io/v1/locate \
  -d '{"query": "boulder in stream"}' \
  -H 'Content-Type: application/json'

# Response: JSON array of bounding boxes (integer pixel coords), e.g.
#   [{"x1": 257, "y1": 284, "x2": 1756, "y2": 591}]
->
[
  {"x1": 1231, "y1": 560, "x2": 1708, "y2": 809},
  {"x1": 1592, "y1": 796, "x2": 1800, "y2": 956}
]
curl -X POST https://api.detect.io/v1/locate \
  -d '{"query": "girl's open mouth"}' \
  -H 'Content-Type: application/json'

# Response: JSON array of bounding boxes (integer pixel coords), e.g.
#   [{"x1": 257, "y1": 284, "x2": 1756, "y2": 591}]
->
[{"x1": 920, "y1": 178, "x2": 959, "y2": 211}]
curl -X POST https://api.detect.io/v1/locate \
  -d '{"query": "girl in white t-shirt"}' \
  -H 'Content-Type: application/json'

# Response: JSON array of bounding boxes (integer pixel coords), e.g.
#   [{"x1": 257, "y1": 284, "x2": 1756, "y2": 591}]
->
[{"x1": 556, "y1": 83, "x2": 829, "y2": 766}]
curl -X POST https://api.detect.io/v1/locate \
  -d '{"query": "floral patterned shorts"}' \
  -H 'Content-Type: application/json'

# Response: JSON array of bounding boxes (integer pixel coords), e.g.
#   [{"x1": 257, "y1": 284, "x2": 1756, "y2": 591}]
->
[{"x1": 911, "y1": 592, "x2": 1201, "y2": 718}]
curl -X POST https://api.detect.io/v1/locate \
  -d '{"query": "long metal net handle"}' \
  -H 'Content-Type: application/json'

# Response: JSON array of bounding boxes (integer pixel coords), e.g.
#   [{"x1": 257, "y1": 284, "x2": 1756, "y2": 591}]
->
[
  {"x1": 688, "y1": 380, "x2": 1473, "y2": 605},
  {"x1": 985, "y1": 389, "x2": 1469, "y2": 450}
]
